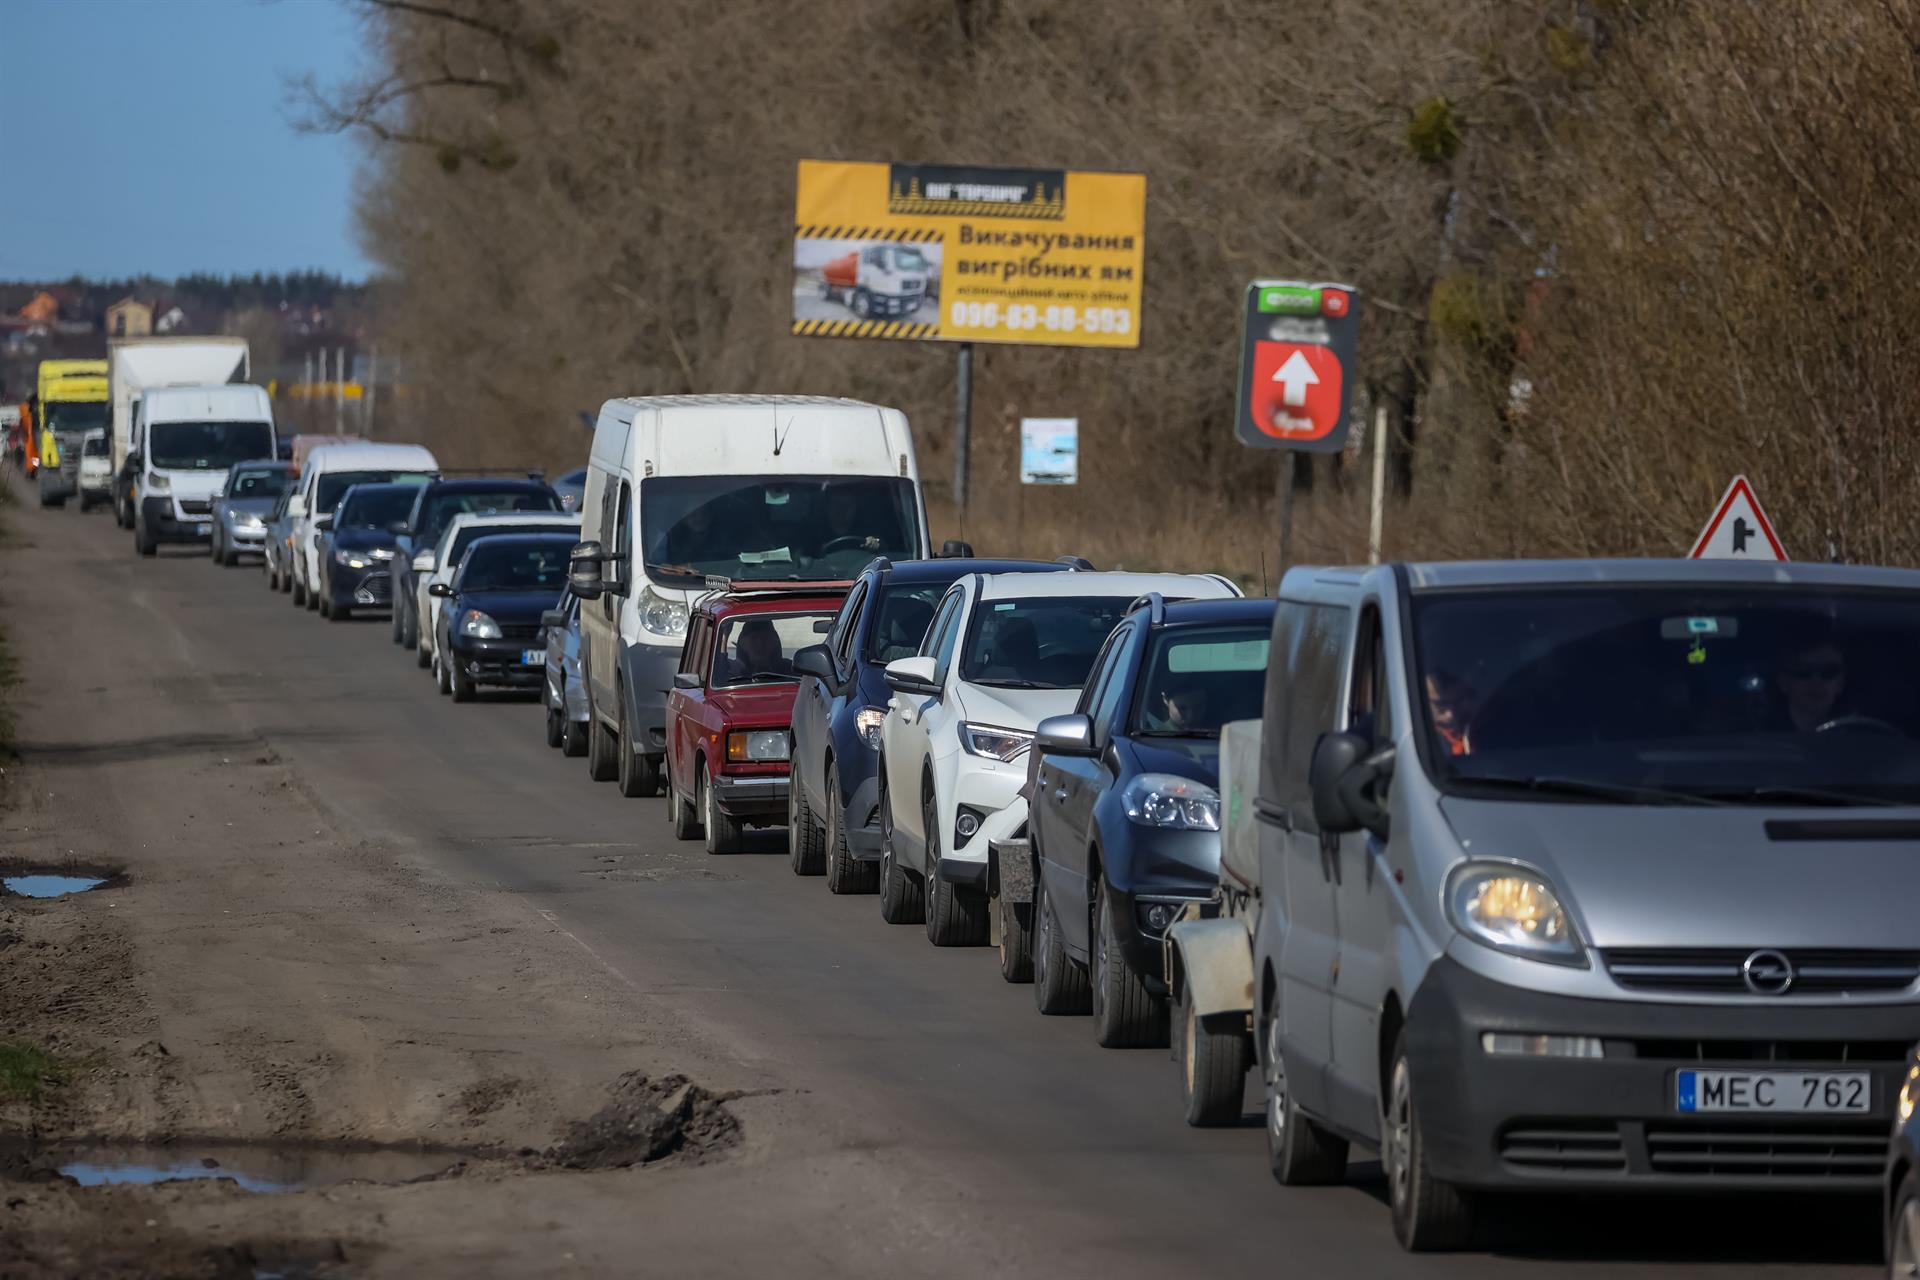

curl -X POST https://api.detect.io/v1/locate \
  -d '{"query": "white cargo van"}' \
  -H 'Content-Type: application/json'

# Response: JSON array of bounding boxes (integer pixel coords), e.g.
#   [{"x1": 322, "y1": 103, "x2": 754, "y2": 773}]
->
[
  {"x1": 567, "y1": 395, "x2": 930, "y2": 798},
  {"x1": 131, "y1": 384, "x2": 276, "y2": 556},
  {"x1": 287, "y1": 442, "x2": 440, "y2": 608}
]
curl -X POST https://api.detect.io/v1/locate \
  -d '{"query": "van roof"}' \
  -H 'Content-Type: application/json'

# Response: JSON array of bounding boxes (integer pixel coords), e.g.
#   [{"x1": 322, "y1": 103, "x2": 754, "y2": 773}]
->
[
  {"x1": 608, "y1": 394, "x2": 890, "y2": 412},
  {"x1": 976, "y1": 570, "x2": 1239, "y2": 602},
  {"x1": 1281, "y1": 558, "x2": 1920, "y2": 597},
  {"x1": 303, "y1": 442, "x2": 439, "y2": 471}
]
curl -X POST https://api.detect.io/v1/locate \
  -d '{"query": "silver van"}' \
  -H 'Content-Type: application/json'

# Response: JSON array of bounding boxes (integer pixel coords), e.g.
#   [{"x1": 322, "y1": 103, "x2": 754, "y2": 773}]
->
[{"x1": 1234, "y1": 559, "x2": 1920, "y2": 1249}]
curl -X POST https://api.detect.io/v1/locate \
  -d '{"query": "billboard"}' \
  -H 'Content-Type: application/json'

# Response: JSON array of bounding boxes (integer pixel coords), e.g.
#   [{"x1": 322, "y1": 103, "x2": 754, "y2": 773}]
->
[
  {"x1": 793, "y1": 161, "x2": 1146, "y2": 348},
  {"x1": 1019, "y1": 417, "x2": 1078, "y2": 484}
]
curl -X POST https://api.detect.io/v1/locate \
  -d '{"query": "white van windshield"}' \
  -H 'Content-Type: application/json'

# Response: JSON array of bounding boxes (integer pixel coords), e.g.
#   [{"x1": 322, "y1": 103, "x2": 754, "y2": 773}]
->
[
  {"x1": 149, "y1": 421, "x2": 274, "y2": 471},
  {"x1": 641, "y1": 475, "x2": 918, "y2": 583}
]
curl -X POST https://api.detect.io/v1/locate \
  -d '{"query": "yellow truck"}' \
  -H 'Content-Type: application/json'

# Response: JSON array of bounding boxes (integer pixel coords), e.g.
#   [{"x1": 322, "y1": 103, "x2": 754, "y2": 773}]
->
[{"x1": 35, "y1": 359, "x2": 110, "y2": 509}]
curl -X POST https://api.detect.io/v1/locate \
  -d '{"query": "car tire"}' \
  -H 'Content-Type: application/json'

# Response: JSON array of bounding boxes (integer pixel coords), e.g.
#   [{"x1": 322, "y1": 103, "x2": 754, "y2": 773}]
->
[
  {"x1": 1033, "y1": 876, "x2": 1091, "y2": 1015},
  {"x1": 416, "y1": 635, "x2": 431, "y2": 669},
  {"x1": 403, "y1": 601, "x2": 421, "y2": 652},
  {"x1": 433, "y1": 648, "x2": 452, "y2": 696},
  {"x1": 876, "y1": 772, "x2": 924, "y2": 924},
  {"x1": 788, "y1": 769, "x2": 825, "y2": 876},
  {"x1": 1091, "y1": 881, "x2": 1167, "y2": 1048},
  {"x1": 135, "y1": 518, "x2": 157, "y2": 558},
  {"x1": 1381, "y1": 1029, "x2": 1473, "y2": 1251},
  {"x1": 669, "y1": 757, "x2": 702, "y2": 840},
  {"x1": 333, "y1": 603, "x2": 354, "y2": 621},
  {"x1": 700, "y1": 762, "x2": 743, "y2": 854},
  {"x1": 222, "y1": 545, "x2": 240, "y2": 568},
  {"x1": 1177, "y1": 976, "x2": 1250, "y2": 1127},
  {"x1": 1262, "y1": 1004, "x2": 1349, "y2": 1187},
  {"x1": 615, "y1": 692, "x2": 659, "y2": 797},
  {"x1": 922, "y1": 785, "x2": 986, "y2": 946},
  {"x1": 318, "y1": 585, "x2": 332, "y2": 618},
  {"x1": 391, "y1": 599, "x2": 405, "y2": 644},
  {"x1": 545, "y1": 696, "x2": 565, "y2": 749},
  {"x1": 306, "y1": 574, "x2": 320, "y2": 609},
  {"x1": 562, "y1": 713, "x2": 588, "y2": 758},
  {"x1": 1891, "y1": 1167, "x2": 1920, "y2": 1279},
  {"x1": 823, "y1": 764, "x2": 877, "y2": 894},
  {"x1": 267, "y1": 559, "x2": 280, "y2": 591},
  {"x1": 280, "y1": 560, "x2": 293, "y2": 593},
  {"x1": 451, "y1": 659, "x2": 476, "y2": 702}
]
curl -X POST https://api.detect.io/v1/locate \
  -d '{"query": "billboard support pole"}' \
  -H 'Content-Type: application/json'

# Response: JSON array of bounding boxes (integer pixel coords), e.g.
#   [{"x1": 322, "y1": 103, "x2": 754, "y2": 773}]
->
[
  {"x1": 1368, "y1": 403, "x2": 1388, "y2": 566},
  {"x1": 1276, "y1": 452, "x2": 1297, "y2": 578},
  {"x1": 954, "y1": 342, "x2": 974, "y2": 526}
]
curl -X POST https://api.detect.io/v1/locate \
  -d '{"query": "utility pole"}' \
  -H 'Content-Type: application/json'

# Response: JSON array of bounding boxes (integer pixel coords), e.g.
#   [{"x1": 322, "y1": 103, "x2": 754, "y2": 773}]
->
[
  {"x1": 363, "y1": 347, "x2": 378, "y2": 437},
  {"x1": 1368, "y1": 403, "x2": 1389, "y2": 565},
  {"x1": 953, "y1": 343, "x2": 974, "y2": 530},
  {"x1": 333, "y1": 347, "x2": 345, "y2": 435}
]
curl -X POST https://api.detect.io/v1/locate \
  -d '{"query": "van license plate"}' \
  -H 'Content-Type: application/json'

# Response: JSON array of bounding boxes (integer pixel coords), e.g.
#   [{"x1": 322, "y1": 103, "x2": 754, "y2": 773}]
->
[
  {"x1": 1675, "y1": 1070, "x2": 1869, "y2": 1114},
  {"x1": 521, "y1": 649, "x2": 543, "y2": 666}
]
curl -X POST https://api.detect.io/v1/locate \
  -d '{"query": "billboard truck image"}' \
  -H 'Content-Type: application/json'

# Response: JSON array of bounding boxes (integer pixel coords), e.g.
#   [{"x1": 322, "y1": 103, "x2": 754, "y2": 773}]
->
[{"x1": 793, "y1": 238, "x2": 942, "y2": 325}]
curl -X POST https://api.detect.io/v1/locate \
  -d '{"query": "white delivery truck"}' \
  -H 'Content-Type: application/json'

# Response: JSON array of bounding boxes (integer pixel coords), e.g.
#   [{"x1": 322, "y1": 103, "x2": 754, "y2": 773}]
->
[
  {"x1": 131, "y1": 384, "x2": 277, "y2": 556},
  {"x1": 108, "y1": 336, "x2": 250, "y2": 528}
]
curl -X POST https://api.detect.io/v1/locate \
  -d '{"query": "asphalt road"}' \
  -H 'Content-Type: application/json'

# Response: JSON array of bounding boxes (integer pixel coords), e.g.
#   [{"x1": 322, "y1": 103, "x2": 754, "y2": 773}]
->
[{"x1": 45, "y1": 507, "x2": 1884, "y2": 1278}]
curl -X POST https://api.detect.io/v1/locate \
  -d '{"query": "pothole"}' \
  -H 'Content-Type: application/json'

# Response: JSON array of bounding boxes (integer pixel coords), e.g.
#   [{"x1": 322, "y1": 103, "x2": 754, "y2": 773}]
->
[
  {"x1": 542, "y1": 1071, "x2": 741, "y2": 1169},
  {"x1": 0, "y1": 870, "x2": 114, "y2": 898},
  {"x1": 5, "y1": 1140, "x2": 467, "y2": 1194}
]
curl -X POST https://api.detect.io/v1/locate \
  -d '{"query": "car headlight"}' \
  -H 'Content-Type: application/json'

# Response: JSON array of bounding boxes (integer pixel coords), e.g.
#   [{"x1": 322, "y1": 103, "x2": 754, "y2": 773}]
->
[
  {"x1": 369, "y1": 547, "x2": 394, "y2": 561},
  {"x1": 1900, "y1": 1063, "x2": 1918, "y2": 1124},
  {"x1": 960, "y1": 722, "x2": 1032, "y2": 762},
  {"x1": 236, "y1": 512, "x2": 264, "y2": 529},
  {"x1": 855, "y1": 706, "x2": 886, "y2": 751},
  {"x1": 638, "y1": 583, "x2": 689, "y2": 637},
  {"x1": 1446, "y1": 864, "x2": 1586, "y2": 966},
  {"x1": 1122, "y1": 773, "x2": 1220, "y2": 830},
  {"x1": 460, "y1": 609, "x2": 503, "y2": 640},
  {"x1": 726, "y1": 729, "x2": 789, "y2": 763},
  {"x1": 147, "y1": 472, "x2": 170, "y2": 492},
  {"x1": 333, "y1": 549, "x2": 370, "y2": 569}
]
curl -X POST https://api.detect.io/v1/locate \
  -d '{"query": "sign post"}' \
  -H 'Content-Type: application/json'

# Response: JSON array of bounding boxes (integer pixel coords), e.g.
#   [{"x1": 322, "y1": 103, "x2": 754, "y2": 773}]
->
[{"x1": 1688, "y1": 475, "x2": 1786, "y2": 561}]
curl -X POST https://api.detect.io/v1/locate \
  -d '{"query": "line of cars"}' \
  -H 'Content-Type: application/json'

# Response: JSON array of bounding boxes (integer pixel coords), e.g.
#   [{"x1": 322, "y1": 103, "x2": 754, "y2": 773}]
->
[{"x1": 159, "y1": 392, "x2": 1920, "y2": 1268}]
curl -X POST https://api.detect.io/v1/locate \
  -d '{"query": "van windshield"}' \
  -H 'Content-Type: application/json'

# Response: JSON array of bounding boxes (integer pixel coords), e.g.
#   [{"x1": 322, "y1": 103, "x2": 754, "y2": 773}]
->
[
  {"x1": 315, "y1": 470, "x2": 432, "y2": 513},
  {"x1": 149, "y1": 421, "x2": 274, "y2": 471},
  {"x1": 641, "y1": 475, "x2": 918, "y2": 584},
  {"x1": 1413, "y1": 585, "x2": 1920, "y2": 805},
  {"x1": 960, "y1": 596, "x2": 1134, "y2": 690}
]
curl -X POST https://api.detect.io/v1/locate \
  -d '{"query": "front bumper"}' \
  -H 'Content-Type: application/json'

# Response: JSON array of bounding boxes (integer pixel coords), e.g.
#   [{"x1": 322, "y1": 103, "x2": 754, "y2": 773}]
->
[
  {"x1": 139, "y1": 495, "x2": 212, "y2": 543},
  {"x1": 937, "y1": 759, "x2": 1027, "y2": 879},
  {"x1": 844, "y1": 767, "x2": 883, "y2": 860},
  {"x1": 449, "y1": 637, "x2": 547, "y2": 687},
  {"x1": 1404, "y1": 955, "x2": 1919, "y2": 1193},
  {"x1": 225, "y1": 519, "x2": 268, "y2": 546},
  {"x1": 329, "y1": 560, "x2": 395, "y2": 607},
  {"x1": 712, "y1": 771, "x2": 789, "y2": 821},
  {"x1": 1106, "y1": 826, "x2": 1222, "y2": 986}
]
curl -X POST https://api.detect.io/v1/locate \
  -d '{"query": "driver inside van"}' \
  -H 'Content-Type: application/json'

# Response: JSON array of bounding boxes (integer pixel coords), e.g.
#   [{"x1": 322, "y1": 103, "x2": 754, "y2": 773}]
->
[
  {"x1": 1774, "y1": 634, "x2": 1852, "y2": 732},
  {"x1": 1425, "y1": 668, "x2": 1477, "y2": 757},
  {"x1": 816, "y1": 488, "x2": 882, "y2": 557}
]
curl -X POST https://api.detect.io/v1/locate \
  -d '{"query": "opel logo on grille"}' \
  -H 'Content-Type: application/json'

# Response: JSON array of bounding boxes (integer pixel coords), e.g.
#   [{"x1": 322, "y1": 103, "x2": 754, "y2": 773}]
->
[{"x1": 1741, "y1": 949, "x2": 1795, "y2": 995}]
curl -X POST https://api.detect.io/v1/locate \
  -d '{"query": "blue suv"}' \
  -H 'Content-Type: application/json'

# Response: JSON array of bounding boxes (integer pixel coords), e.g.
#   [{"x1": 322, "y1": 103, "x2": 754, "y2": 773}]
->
[{"x1": 788, "y1": 556, "x2": 1083, "y2": 893}]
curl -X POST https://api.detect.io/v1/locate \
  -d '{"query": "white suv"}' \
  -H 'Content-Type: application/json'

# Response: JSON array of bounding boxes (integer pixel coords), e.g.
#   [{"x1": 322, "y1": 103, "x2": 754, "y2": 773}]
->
[{"x1": 878, "y1": 569, "x2": 1239, "y2": 946}]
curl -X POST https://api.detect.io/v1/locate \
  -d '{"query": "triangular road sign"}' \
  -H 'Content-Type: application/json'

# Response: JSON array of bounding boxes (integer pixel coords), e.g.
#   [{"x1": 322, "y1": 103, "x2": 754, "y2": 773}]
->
[{"x1": 1689, "y1": 475, "x2": 1786, "y2": 561}]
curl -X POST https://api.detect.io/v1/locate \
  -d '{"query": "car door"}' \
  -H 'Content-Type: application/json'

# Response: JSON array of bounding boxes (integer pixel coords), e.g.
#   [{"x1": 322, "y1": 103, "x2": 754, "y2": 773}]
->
[
  {"x1": 803, "y1": 579, "x2": 866, "y2": 813},
  {"x1": 887, "y1": 586, "x2": 962, "y2": 870},
  {"x1": 586, "y1": 474, "x2": 628, "y2": 719},
  {"x1": 1038, "y1": 624, "x2": 1132, "y2": 956},
  {"x1": 1326, "y1": 601, "x2": 1398, "y2": 1135},
  {"x1": 669, "y1": 613, "x2": 712, "y2": 797},
  {"x1": 1263, "y1": 599, "x2": 1349, "y2": 1117}
]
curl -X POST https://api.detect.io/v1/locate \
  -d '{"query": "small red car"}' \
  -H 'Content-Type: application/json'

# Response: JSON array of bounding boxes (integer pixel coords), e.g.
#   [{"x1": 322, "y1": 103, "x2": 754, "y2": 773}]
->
[{"x1": 665, "y1": 585, "x2": 850, "y2": 854}]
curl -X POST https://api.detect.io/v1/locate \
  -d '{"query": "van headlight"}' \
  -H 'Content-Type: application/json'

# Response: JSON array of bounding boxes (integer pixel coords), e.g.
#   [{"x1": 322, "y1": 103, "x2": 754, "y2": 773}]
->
[
  {"x1": 638, "y1": 584, "x2": 689, "y2": 637},
  {"x1": 1446, "y1": 864, "x2": 1586, "y2": 966},
  {"x1": 147, "y1": 472, "x2": 170, "y2": 492},
  {"x1": 1123, "y1": 774, "x2": 1220, "y2": 830}
]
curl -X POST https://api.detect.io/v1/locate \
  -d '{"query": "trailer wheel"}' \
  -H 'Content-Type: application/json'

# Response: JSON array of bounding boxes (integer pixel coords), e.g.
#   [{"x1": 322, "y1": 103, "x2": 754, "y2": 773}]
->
[{"x1": 1177, "y1": 977, "x2": 1250, "y2": 1127}]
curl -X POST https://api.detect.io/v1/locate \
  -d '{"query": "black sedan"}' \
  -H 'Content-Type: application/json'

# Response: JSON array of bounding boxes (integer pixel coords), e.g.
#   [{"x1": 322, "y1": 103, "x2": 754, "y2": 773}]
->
[
  {"x1": 429, "y1": 532, "x2": 575, "y2": 702},
  {"x1": 317, "y1": 482, "x2": 421, "y2": 621},
  {"x1": 1028, "y1": 595, "x2": 1274, "y2": 1047},
  {"x1": 1891, "y1": 1046, "x2": 1920, "y2": 1276}
]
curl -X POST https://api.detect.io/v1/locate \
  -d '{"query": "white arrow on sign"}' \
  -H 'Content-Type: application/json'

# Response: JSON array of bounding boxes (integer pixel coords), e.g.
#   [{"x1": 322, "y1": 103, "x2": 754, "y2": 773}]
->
[{"x1": 1271, "y1": 349, "x2": 1319, "y2": 407}]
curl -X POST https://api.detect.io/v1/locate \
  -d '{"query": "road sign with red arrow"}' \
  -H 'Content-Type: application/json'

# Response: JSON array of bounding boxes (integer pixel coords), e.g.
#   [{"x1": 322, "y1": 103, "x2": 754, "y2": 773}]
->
[
  {"x1": 1689, "y1": 475, "x2": 1786, "y2": 561},
  {"x1": 1236, "y1": 280, "x2": 1359, "y2": 452}
]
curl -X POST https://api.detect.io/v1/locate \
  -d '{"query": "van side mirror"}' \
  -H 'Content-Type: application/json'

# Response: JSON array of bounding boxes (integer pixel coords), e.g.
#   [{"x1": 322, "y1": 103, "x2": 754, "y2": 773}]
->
[
  {"x1": 794, "y1": 644, "x2": 834, "y2": 683},
  {"x1": 428, "y1": 583, "x2": 454, "y2": 599},
  {"x1": 1309, "y1": 732, "x2": 1394, "y2": 840},
  {"x1": 313, "y1": 513, "x2": 334, "y2": 531},
  {"x1": 569, "y1": 541, "x2": 607, "y2": 600},
  {"x1": 884, "y1": 655, "x2": 941, "y2": 697},
  {"x1": 288, "y1": 495, "x2": 307, "y2": 517},
  {"x1": 1035, "y1": 713, "x2": 1096, "y2": 757}
]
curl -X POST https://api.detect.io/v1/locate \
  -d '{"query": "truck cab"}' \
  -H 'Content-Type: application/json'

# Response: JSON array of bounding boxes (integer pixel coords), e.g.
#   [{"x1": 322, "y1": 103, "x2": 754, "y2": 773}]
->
[
  {"x1": 34, "y1": 359, "x2": 109, "y2": 510},
  {"x1": 131, "y1": 384, "x2": 276, "y2": 556},
  {"x1": 821, "y1": 244, "x2": 932, "y2": 319}
]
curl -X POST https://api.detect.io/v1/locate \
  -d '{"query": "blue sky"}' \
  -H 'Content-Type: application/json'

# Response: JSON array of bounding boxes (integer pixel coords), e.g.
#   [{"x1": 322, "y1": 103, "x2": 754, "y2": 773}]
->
[{"x1": 5, "y1": 0, "x2": 372, "y2": 281}]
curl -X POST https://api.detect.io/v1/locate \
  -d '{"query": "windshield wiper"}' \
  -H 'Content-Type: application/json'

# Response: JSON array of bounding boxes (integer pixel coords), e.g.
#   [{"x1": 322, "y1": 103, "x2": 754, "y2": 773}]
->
[
  {"x1": 1693, "y1": 784, "x2": 1903, "y2": 808},
  {"x1": 1462, "y1": 774, "x2": 1730, "y2": 807},
  {"x1": 969, "y1": 677, "x2": 1051, "y2": 689},
  {"x1": 1134, "y1": 728, "x2": 1221, "y2": 739}
]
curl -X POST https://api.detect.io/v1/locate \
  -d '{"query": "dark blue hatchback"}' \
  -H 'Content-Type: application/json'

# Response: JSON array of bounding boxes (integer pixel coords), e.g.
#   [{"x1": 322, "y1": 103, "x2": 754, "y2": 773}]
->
[{"x1": 787, "y1": 556, "x2": 1080, "y2": 893}]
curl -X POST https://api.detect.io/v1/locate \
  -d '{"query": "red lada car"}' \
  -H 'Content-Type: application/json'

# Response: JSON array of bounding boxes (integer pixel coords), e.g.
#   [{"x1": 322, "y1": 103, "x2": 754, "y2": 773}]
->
[{"x1": 666, "y1": 585, "x2": 850, "y2": 854}]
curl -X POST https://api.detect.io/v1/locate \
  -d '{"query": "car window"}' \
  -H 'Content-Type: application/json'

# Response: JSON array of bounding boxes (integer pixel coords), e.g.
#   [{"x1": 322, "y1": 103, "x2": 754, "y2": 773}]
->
[
  {"x1": 1265, "y1": 602, "x2": 1349, "y2": 831},
  {"x1": 1076, "y1": 626, "x2": 1125, "y2": 717},
  {"x1": 1132, "y1": 624, "x2": 1271, "y2": 738},
  {"x1": 830, "y1": 580, "x2": 868, "y2": 668},
  {"x1": 230, "y1": 468, "x2": 289, "y2": 499},
  {"x1": 337, "y1": 487, "x2": 419, "y2": 530},
  {"x1": 959, "y1": 595, "x2": 1134, "y2": 691},
  {"x1": 919, "y1": 590, "x2": 960, "y2": 660},
  {"x1": 710, "y1": 611, "x2": 839, "y2": 688},
  {"x1": 1347, "y1": 607, "x2": 1393, "y2": 750},
  {"x1": 867, "y1": 582, "x2": 947, "y2": 664},
  {"x1": 421, "y1": 487, "x2": 561, "y2": 542},
  {"x1": 456, "y1": 541, "x2": 573, "y2": 592},
  {"x1": 679, "y1": 615, "x2": 711, "y2": 677},
  {"x1": 448, "y1": 522, "x2": 579, "y2": 569}
]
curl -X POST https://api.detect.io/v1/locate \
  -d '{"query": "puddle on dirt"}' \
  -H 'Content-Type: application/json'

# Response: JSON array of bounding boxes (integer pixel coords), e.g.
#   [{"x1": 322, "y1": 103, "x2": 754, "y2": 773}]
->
[
  {"x1": 2, "y1": 873, "x2": 107, "y2": 898},
  {"x1": 38, "y1": 1143, "x2": 460, "y2": 1194}
]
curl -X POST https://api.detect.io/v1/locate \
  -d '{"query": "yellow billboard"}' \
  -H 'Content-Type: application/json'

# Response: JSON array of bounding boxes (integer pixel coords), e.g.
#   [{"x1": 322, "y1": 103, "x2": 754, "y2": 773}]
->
[{"x1": 792, "y1": 160, "x2": 1146, "y2": 348}]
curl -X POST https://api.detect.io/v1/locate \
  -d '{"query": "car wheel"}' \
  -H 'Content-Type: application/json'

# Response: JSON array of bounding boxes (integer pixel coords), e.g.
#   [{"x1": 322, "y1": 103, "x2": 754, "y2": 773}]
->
[
  {"x1": 134, "y1": 517, "x2": 157, "y2": 557},
  {"x1": 1262, "y1": 1003, "x2": 1348, "y2": 1187},
  {"x1": 433, "y1": 648, "x2": 452, "y2": 696},
  {"x1": 280, "y1": 559, "x2": 293, "y2": 593},
  {"x1": 306, "y1": 573, "x2": 320, "y2": 609},
  {"x1": 1032, "y1": 876, "x2": 1091, "y2": 1015},
  {"x1": 701, "y1": 762, "x2": 743, "y2": 854},
  {"x1": 223, "y1": 545, "x2": 240, "y2": 568},
  {"x1": 545, "y1": 694, "x2": 565, "y2": 749},
  {"x1": 404, "y1": 601, "x2": 421, "y2": 653},
  {"x1": 1091, "y1": 880, "x2": 1167, "y2": 1048},
  {"x1": 823, "y1": 764, "x2": 877, "y2": 894},
  {"x1": 318, "y1": 585, "x2": 333, "y2": 618},
  {"x1": 1892, "y1": 1168, "x2": 1920, "y2": 1280},
  {"x1": 615, "y1": 691, "x2": 659, "y2": 797},
  {"x1": 876, "y1": 770, "x2": 924, "y2": 924},
  {"x1": 1177, "y1": 975, "x2": 1251, "y2": 1127},
  {"x1": 922, "y1": 783, "x2": 986, "y2": 946},
  {"x1": 267, "y1": 558, "x2": 280, "y2": 591},
  {"x1": 669, "y1": 756, "x2": 702, "y2": 840},
  {"x1": 451, "y1": 658, "x2": 476, "y2": 702},
  {"x1": 585, "y1": 688, "x2": 619, "y2": 782},
  {"x1": 562, "y1": 712, "x2": 588, "y2": 758},
  {"x1": 391, "y1": 598, "x2": 405, "y2": 644},
  {"x1": 995, "y1": 859, "x2": 1034, "y2": 984},
  {"x1": 1381, "y1": 1029, "x2": 1473, "y2": 1251},
  {"x1": 788, "y1": 766, "x2": 825, "y2": 876}
]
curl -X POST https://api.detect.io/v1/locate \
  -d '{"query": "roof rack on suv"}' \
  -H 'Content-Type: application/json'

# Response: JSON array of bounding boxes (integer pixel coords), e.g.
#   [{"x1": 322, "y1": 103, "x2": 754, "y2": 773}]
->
[
  {"x1": 1056, "y1": 556, "x2": 1096, "y2": 571},
  {"x1": 866, "y1": 556, "x2": 894, "y2": 574},
  {"x1": 1129, "y1": 591, "x2": 1168, "y2": 625}
]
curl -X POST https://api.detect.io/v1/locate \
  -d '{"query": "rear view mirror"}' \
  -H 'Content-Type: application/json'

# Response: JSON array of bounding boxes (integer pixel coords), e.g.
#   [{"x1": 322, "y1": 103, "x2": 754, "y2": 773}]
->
[
  {"x1": 569, "y1": 541, "x2": 607, "y2": 600},
  {"x1": 794, "y1": 644, "x2": 834, "y2": 683},
  {"x1": 1034, "y1": 713, "x2": 1096, "y2": 757},
  {"x1": 539, "y1": 609, "x2": 567, "y2": 630},
  {"x1": 673, "y1": 671, "x2": 702, "y2": 690},
  {"x1": 1309, "y1": 731, "x2": 1394, "y2": 840},
  {"x1": 428, "y1": 583, "x2": 454, "y2": 599}
]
